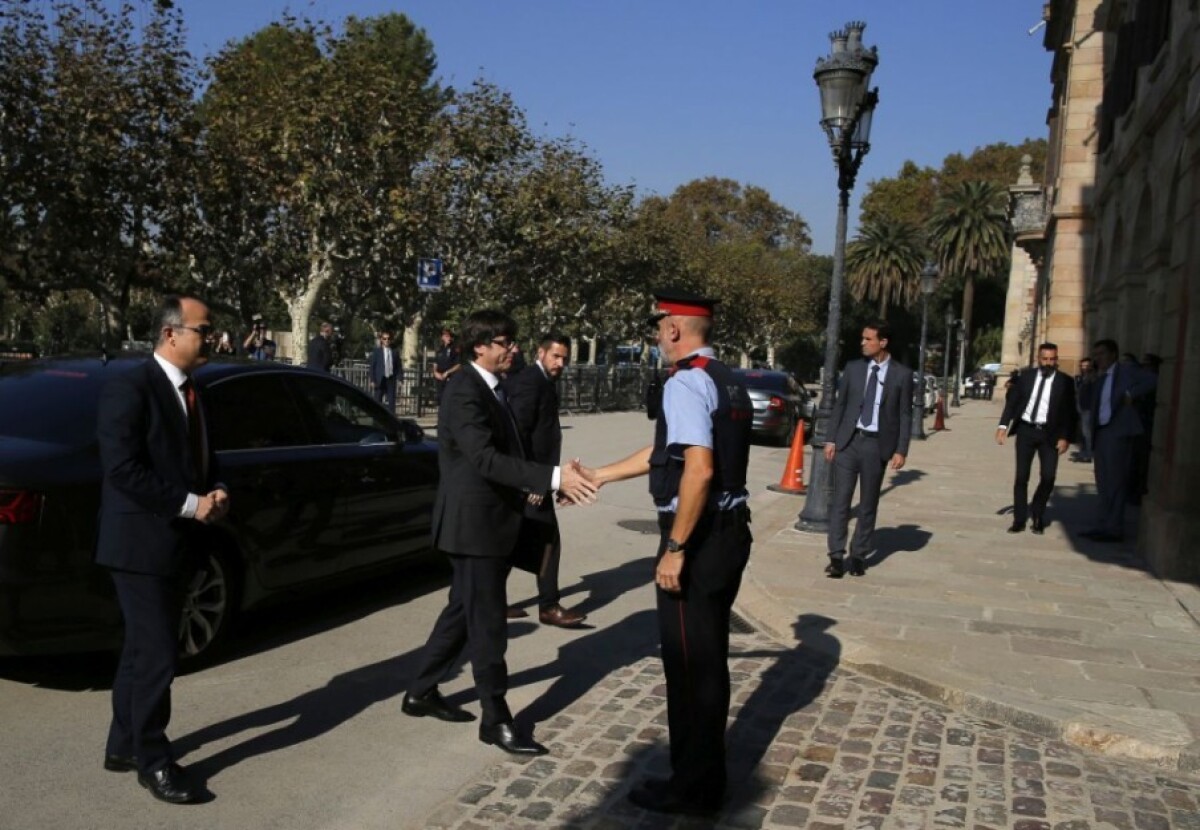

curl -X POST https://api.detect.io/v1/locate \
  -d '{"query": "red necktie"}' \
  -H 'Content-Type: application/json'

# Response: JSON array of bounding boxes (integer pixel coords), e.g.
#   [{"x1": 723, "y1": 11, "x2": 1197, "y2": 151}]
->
[{"x1": 182, "y1": 378, "x2": 207, "y2": 482}]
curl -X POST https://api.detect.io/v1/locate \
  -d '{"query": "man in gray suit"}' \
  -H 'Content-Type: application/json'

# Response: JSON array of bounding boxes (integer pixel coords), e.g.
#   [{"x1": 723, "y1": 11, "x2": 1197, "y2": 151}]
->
[
  {"x1": 1080, "y1": 338, "x2": 1157, "y2": 542},
  {"x1": 824, "y1": 321, "x2": 913, "y2": 577}
]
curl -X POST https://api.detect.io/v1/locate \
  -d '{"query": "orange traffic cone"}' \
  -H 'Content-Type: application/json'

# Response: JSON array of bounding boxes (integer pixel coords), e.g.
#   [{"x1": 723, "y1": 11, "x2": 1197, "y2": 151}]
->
[
  {"x1": 767, "y1": 420, "x2": 807, "y2": 494},
  {"x1": 933, "y1": 395, "x2": 948, "y2": 431}
]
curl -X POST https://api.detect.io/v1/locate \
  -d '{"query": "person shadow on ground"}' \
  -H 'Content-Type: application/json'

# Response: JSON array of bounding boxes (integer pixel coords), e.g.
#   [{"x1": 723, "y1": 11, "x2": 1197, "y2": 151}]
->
[
  {"x1": 867, "y1": 523, "x2": 933, "y2": 569},
  {"x1": 506, "y1": 555, "x2": 655, "y2": 623}
]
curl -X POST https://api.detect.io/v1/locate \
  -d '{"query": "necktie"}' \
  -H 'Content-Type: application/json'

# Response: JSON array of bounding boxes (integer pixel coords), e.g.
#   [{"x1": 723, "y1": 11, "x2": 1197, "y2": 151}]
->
[
  {"x1": 1029, "y1": 374, "x2": 1047, "y2": 425},
  {"x1": 181, "y1": 378, "x2": 206, "y2": 481},
  {"x1": 493, "y1": 384, "x2": 524, "y2": 456},
  {"x1": 861, "y1": 364, "x2": 880, "y2": 428}
]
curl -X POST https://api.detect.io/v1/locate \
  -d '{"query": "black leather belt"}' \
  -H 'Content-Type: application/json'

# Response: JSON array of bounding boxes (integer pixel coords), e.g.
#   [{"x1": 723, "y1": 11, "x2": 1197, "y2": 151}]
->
[
  {"x1": 1021, "y1": 419, "x2": 1046, "y2": 429},
  {"x1": 854, "y1": 428, "x2": 878, "y2": 438}
]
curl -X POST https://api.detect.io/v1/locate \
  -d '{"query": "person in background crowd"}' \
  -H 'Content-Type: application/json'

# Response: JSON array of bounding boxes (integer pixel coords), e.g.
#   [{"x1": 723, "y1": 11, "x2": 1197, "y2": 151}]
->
[
  {"x1": 306, "y1": 322, "x2": 335, "y2": 372},
  {"x1": 368, "y1": 331, "x2": 402, "y2": 412},
  {"x1": 1130, "y1": 353, "x2": 1162, "y2": 503},
  {"x1": 1074, "y1": 357, "x2": 1096, "y2": 462},
  {"x1": 996, "y1": 343, "x2": 1076, "y2": 534},
  {"x1": 212, "y1": 331, "x2": 236, "y2": 356},
  {"x1": 432, "y1": 327, "x2": 460, "y2": 404},
  {"x1": 243, "y1": 314, "x2": 276, "y2": 361},
  {"x1": 1081, "y1": 339, "x2": 1157, "y2": 542}
]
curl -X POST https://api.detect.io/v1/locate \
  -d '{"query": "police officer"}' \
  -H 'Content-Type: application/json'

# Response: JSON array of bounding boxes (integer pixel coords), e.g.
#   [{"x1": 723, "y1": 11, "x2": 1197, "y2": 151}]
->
[{"x1": 583, "y1": 289, "x2": 753, "y2": 818}]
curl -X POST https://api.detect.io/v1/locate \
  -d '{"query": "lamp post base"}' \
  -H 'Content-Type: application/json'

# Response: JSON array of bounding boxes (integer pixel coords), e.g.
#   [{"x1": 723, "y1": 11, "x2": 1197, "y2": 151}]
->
[{"x1": 796, "y1": 410, "x2": 833, "y2": 535}]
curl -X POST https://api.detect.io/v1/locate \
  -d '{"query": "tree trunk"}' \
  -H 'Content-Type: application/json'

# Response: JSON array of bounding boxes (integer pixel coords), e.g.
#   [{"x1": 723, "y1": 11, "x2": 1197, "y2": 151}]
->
[
  {"x1": 402, "y1": 311, "x2": 422, "y2": 374},
  {"x1": 879, "y1": 295, "x2": 888, "y2": 319},
  {"x1": 283, "y1": 244, "x2": 333, "y2": 364},
  {"x1": 740, "y1": 350, "x2": 750, "y2": 369},
  {"x1": 960, "y1": 274, "x2": 975, "y2": 366},
  {"x1": 766, "y1": 343, "x2": 777, "y2": 367}
]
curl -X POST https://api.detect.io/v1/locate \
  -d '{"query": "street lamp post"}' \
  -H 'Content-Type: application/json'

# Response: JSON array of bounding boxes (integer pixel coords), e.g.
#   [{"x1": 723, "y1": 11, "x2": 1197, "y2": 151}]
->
[
  {"x1": 797, "y1": 22, "x2": 879, "y2": 534},
  {"x1": 910, "y1": 262, "x2": 939, "y2": 439},
  {"x1": 952, "y1": 323, "x2": 965, "y2": 407}
]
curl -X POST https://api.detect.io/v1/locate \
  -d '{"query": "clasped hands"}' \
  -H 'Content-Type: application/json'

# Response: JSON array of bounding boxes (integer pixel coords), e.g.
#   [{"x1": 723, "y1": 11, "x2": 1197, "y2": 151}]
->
[
  {"x1": 526, "y1": 458, "x2": 602, "y2": 507},
  {"x1": 194, "y1": 489, "x2": 231, "y2": 524}
]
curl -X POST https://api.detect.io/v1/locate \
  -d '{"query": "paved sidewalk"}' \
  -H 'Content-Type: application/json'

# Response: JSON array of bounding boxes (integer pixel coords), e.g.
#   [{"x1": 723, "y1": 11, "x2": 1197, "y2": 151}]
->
[{"x1": 738, "y1": 399, "x2": 1200, "y2": 773}]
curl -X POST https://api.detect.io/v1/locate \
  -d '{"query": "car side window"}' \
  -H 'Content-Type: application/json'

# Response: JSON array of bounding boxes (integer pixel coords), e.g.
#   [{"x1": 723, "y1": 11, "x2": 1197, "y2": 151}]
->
[
  {"x1": 289, "y1": 376, "x2": 396, "y2": 445},
  {"x1": 203, "y1": 374, "x2": 314, "y2": 451}
]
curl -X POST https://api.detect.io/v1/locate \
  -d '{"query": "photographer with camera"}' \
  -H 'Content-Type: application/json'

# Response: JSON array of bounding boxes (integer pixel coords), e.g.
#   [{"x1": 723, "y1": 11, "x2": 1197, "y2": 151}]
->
[{"x1": 243, "y1": 314, "x2": 276, "y2": 361}]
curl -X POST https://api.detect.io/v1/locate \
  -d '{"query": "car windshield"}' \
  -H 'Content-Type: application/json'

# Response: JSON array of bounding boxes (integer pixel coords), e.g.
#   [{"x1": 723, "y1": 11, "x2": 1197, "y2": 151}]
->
[{"x1": 0, "y1": 360, "x2": 114, "y2": 447}]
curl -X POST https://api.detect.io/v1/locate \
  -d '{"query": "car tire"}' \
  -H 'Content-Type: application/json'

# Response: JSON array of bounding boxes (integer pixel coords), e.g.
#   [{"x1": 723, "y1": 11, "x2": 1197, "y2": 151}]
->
[{"x1": 178, "y1": 543, "x2": 240, "y2": 668}]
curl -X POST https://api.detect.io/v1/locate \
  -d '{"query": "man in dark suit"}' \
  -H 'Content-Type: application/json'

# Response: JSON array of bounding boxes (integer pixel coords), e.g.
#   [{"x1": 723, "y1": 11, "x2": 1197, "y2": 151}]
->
[
  {"x1": 1081, "y1": 338, "x2": 1158, "y2": 542},
  {"x1": 502, "y1": 332, "x2": 586, "y2": 628},
  {"x1": 96, "y1": 295, "x2": 229, "y2": 804},
  {"x1": 825, "y1": 321, "x2": 914, "y2": 578},
  {"x1": 368, "y1": 330, "x2": 401, "y2": 412},
  {"x1": 402, "y1": 309, "x2": 597, "y2": 756},
  {"x1": 306, "y1": 321, "x2": 335, "y2": 372},
  {"x1": 996, "y1": 342, "x2": 1077, "y2": 534}
]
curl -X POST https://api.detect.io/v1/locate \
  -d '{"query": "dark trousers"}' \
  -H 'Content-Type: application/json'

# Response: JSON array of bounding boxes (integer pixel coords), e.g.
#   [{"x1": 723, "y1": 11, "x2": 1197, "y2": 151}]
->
[
  {"x1": 512, "y1": 519, "x2": 561, "y2": 608},
  {"x1": 409, "y1": 554, "x2": 512, "y2": 727},
  {"x1": 374, "y1": 376, "x2": 397, "y2": 412},
  {"x1": 106, "y1": 570, "x2": 185, "y2": 774},
  {"x1": 1012, "y1": 425, "x2": 1059, "y2": 524},
  {"x1": 656, "y1": 508, "x2": 752, "y2": 801},
  {"x1": 1093, "y1": 425, "x2": 1134, "y2": 535},
  {"x1": 828, "y1": 432, "x2": 886, "y2": 561}
]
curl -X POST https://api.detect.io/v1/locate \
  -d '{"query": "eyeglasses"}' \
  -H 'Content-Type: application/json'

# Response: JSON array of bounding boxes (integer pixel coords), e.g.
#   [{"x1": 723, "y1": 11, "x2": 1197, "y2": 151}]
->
[
  {"x1": 173, "y1": 324, "x2": 213, "y2": 338},
  {"x1": 491, "y1": 338, "x2": 515, "y2": 350}
]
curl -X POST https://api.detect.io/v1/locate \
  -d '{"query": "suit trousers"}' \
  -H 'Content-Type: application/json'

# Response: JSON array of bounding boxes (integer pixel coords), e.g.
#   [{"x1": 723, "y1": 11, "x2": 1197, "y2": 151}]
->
[
  {"x1": 374, "y1": 376, "x2": 397, "y2": 412},
  {"x1": 656, "y1": 507, "x2": 752, "y2": 801},
  {"x1": 1012, "y1": 426, "x2": 1059, "y2": 524},
  {"x1": 106, "y1": 570, "x2": 185, "y2": 774},
  {"x1": 828, "y1": 432, "x2": 886, "y2": 561},
  {"x1": 1093, "y1": 425, "x2": 1134, "y2": 535},
  {"x1": 409, "y1": 554, "x2": 512, "y2": 727},
  {"x1": 512, "y1": 519, "x2": 562, "y2": 608}
]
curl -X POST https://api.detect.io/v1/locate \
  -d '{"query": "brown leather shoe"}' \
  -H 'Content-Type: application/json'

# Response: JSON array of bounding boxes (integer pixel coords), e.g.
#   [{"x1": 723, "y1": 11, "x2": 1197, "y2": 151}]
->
[
  {"x1": 506, "y1": 605, "x2": 529, "y2": 619},
  {"x1": 538, "y1": 604, "x2": 586, "y2": 628}
]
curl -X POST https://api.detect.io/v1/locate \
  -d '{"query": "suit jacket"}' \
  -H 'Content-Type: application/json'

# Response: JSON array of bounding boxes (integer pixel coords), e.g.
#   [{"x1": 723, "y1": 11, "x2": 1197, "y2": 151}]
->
[
  {"x1": 431, "y1": 365, "x2": 554, "y2": 558},
  {"x1": 829, "y1": 357, "x2": 914, "y2": 461},
  {"x1": 368, "y1": 346, "x2": 402, "y2": 385},
  {"x1": 999, "y1": 369, "x2": 1077, "y2": 443},
  {"x1": 502, "y1": 363, "x2": 561, "y2": 525},
  {"x1": 306, "y1": 335, "x2": 334, "y2": 372},
  {"x1": 1088, "y1": 363, "x2": 1158, "y2": 438},
  {"x1": 94, "y1": 359, "x2": 218, "y2": 577}
]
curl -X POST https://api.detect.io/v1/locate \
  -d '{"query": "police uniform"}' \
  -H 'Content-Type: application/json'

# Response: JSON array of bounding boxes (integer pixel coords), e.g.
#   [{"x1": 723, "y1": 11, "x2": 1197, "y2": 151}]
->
[{"x1": 645, "y1": 293, "x2": 753, "y2": 809}]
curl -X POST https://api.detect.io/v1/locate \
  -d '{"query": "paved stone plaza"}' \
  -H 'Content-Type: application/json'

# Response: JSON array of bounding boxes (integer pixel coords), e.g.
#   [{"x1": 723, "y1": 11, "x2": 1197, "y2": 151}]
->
[{"x1": 418, "y1": 627, "x2": 1200, "y2": 829}]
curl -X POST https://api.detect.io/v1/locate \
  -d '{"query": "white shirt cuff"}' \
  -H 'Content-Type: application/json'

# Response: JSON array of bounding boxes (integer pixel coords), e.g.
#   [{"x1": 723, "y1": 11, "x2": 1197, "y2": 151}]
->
[
  {"x1": 551, "y1": 467, "x2": 561, "y2": 491},
  {"x1": 180, "y1": 492, "x2": 199, "y2": 519}
]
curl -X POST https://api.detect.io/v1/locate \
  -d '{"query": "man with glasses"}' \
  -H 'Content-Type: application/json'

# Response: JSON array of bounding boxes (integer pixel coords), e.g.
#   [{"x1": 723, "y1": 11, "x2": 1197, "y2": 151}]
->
[
  {"x1": 368, "y1": 331, "x2": 402, "y2": 412},
  {"x1": 403, "y1": 309, "x2": 597, "y2": 757},
  {"x1": 95, "y1": 295, "x2": 229, "y2": 804}
]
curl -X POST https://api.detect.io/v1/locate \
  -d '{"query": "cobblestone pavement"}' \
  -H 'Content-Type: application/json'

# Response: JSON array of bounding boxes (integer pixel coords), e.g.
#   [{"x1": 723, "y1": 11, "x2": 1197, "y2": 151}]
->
[{"x1": 417, "y1": 627, "x2": 1200, "y2": 829}]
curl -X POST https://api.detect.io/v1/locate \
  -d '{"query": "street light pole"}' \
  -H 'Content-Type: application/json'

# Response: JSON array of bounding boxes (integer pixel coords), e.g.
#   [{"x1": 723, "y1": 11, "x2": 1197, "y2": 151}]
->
[
  {"x1": 798, "y1": 22, "x2": 879, "y2": 533},
  {"x1": 952, "y1": 323, "x2": 964, "y2": 407},
  {"x1": 911, "y1": 263, "x2": 939, "y2": 440}
]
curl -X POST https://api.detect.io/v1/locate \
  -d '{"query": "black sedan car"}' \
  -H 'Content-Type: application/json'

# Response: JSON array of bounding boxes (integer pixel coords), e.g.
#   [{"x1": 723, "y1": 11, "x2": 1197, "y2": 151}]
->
[
  {"x1": 733, "y1": 369, "x2": 814, "y2": 446},
  {"x1": 0, "y1": 355, "x2": 438, "y2": 664}
]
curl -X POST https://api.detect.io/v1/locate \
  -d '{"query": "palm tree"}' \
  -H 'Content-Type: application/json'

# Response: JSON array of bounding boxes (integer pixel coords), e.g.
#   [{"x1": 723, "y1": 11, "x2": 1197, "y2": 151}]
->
[
  {"x1": 926, "y1": 180, "x2": 1010, "y2": 348},
  {"x1": 845, "y1": 218, "x2": 925, "y2": 318}
]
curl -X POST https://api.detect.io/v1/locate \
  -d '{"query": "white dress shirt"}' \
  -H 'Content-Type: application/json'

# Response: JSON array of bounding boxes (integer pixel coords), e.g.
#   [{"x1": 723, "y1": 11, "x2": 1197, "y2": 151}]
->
[
  {"x1": 153, "y1": 353, "x2": 200, "y2": 519},
  {"x1": 1022, "y1": 372, "x2": 1053, "y2": 425},
  {"x1": 1097, "y1": 368, "x2": 1115, "y2": 426},
  {"x1": 855, "y1": 357, "x2": 890, "y2": 432}
]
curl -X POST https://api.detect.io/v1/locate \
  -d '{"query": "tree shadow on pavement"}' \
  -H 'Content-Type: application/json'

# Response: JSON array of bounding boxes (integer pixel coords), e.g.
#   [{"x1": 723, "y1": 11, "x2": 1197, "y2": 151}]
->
[{"x1": 867, "y1": 524, "x2": 933, "y2": 569}]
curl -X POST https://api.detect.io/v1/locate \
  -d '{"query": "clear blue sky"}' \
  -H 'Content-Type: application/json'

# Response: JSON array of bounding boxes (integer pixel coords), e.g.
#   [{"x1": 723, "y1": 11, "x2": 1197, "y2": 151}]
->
[{"x1": 154, "y1": 0, "x2": 1052, "y2": 254}]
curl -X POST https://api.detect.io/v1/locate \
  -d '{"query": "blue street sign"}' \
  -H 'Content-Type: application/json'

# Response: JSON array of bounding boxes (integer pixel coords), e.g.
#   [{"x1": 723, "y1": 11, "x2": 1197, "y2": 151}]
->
[{"x1": 417, "y1": 258, "x2": 443, "y2": 292}]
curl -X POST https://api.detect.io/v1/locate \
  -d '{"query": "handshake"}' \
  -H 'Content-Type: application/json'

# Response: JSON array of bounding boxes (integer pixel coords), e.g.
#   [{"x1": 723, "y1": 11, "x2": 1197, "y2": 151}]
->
[
  {"x1": 194, "y1": 489, "x2": 231, "y2": 524},
  {"x1": 526, "y1": 459, "x2": 602, "y2": 508}
]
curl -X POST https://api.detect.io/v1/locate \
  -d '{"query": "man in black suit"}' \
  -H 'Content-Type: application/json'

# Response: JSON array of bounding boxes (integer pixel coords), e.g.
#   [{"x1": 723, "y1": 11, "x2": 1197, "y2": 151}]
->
[
  {"x1": 306, "y1": 321, "x2": 335, "y2": 372},
  {"x1": 996, "y1": 342, "x2": 1077, "y2": 534},
  {"x1": 368, "y1": 330, "x2": 401, "y2": 412},
  {"x1": 402, "y1": 309, "x2": 597, "y2": 756},
  {"x1": 96, "y1": 295, "x2": 229, "y2": 804},
  {"x1": 825, "y1": 321, "x2": 914, "y2": 578},
  {"x1": 502, "y1": 332, "x2": 586, "y2": 628}
]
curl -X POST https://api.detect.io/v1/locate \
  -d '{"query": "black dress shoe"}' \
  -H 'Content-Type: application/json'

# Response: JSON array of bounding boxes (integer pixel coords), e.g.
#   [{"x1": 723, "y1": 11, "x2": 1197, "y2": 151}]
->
[
  {"x1": 824, "y1": 559, "x2": 844, "y2": 579},
  {"x1": 402, "y1": 689, "x2": 476, "y2": 722},
  {"x1": 848, "y1": 558, "x2": 866, "y2": 577},
  {"x1": 479, "y1": 721, "x2": 548, "y2": 756},
  {"x1": 1031, "y1": 516, "x2": 1045, "y2": 535},
  {"x1": 137, "y1": 763, "x2": 199, "y2": 805},
  {"x1": 103, "y1": 753, "x2": 137, "y2": 773},
  {"x1": 1007, "y1": 521, "x2": 1026, "y2": 533},
  {"x1": 627, "y1": 782, "x2": 720, "y2": 817}
]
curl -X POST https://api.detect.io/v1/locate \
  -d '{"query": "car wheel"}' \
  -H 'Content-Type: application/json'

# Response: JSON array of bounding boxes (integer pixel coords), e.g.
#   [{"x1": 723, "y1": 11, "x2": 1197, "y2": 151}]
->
[{"x1": 178, "y1": 546, "x2": 239, "y2": 666}]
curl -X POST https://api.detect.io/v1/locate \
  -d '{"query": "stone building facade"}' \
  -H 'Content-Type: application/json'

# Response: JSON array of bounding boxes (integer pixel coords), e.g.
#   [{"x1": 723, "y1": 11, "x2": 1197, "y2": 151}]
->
[{"x1": 1022, "y1": 0, "x2": 1198, "y2": 580}]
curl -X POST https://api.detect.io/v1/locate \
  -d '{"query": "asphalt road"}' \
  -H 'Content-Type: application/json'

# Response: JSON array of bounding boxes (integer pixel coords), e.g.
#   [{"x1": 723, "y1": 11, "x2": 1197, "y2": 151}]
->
[{"x1": 0, "y1": 411, "x2": 791, "y2": 829}]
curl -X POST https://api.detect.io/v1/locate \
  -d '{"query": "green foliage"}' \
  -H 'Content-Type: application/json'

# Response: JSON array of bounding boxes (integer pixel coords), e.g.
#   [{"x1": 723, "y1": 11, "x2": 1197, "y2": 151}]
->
[{"x1": 845, "y1": 218, "x2": 926, "y2": 318}]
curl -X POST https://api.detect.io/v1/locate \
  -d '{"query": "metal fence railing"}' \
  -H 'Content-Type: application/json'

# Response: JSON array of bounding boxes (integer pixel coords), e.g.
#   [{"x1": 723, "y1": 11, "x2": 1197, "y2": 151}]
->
[{"x1": 331, "y1": 361, "x2": 659, "y2": 420}]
